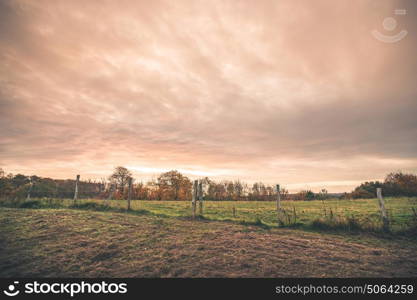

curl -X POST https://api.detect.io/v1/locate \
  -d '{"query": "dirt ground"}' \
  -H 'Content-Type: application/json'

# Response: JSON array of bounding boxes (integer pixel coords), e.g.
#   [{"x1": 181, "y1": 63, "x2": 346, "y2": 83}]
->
[{"x1": 0, "y1": 208, "x2": 416, "y2": 277}]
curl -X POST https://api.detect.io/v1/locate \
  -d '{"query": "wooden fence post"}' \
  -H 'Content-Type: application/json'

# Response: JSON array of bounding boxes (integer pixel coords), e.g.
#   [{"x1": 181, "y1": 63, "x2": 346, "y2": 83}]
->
[
  {"x1": 276, "y1": 184, "x2": 282, "y2": 225},
  {"x1": 276, "y1": 184, "x2": 281, "y2": 211},
  {"x1": 73, "y1": 175, "x2": 80, "y2": 204},
  {"x1": 376, "y1": 188, "x2": 390, "y2": 232},
  {"x1": 192, "y1": 180, "x2": 198, "y2": 219},
  {"x1": 198, "y1": 180, "x2": 203, "y2": 216},
  {"x1": 127, "y1": 177, "x2": 133, "y2": 210}
]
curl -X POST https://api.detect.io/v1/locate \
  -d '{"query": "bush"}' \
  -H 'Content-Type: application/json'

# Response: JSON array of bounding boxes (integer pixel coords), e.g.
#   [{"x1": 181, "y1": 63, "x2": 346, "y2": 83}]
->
[
  {"x1": 19, "y1": 200, "x2": 42, "y2": 208},
  {"x1": 310, "y1": 216, "x2": 363, "y2": 232},
  {"x1": 70, "y1": 202, "x2": 112, "y2": 211},
  {"x1": 295, "y1": 190, "x2": 315, "y2": 201},
  {"x1": 399, "y1": 207, "x2": 417, "y2": 236},
  {"x1": 309, "y1": 208, "x2": 380, "y2": 232},
  {"x1": 350, "y1": 188, "x2": 375, "y2": 199},
  {"x1": 278, "y1": 207, "x2": 301, "y2": 227}
]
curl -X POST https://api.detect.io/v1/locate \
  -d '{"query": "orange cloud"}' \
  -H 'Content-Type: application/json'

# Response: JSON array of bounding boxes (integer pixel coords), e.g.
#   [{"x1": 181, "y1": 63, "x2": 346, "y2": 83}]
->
[{"x1": 1, "y1": 0, "x2": 416, "y2": 192}]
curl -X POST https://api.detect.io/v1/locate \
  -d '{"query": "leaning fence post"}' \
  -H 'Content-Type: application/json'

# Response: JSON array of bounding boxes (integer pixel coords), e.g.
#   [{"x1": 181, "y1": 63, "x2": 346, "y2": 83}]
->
[
  {"x1": 127, "y1": 177, "x2": 133, "y2": 210},
  {"x1": 276, "y1": 184, "x2": 281, "y2": 211},
  {"x1": 192, "y1": 180, "x2": 198, "y2": 219},
  {"x1": 198, "y1": 180, "x2": 203, "y2": 216},
  {"x1": 73, "y1": 175, "x2": 80, "y2": 204},
  {"x1": 277, "y1": 184, "x2": 281, "y2": 225},
  {"x1": 376, "y1": 188, "x2": 389, "y2": 232}
]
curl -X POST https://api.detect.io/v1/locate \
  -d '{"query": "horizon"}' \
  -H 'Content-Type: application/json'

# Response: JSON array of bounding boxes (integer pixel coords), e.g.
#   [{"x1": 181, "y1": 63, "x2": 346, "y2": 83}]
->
[
  {"x1": 1, "y1": 0, "x2": 417, "y2": 193},
  {"x1": 0, "y1": 166, "x2": 394, "y2": 194}
]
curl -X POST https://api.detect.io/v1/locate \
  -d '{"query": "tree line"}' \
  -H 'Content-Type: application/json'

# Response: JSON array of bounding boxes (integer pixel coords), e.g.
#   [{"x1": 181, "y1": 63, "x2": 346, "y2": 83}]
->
[
  {"x1": 0, "y1": 166, "x2": 287, "y2": 201},
  {"x1": 0, "y1": 167, "x2": 416, "y2": 201},
  {"x1": 345, "y1": 172, "x2": 417, "y2": 199}
]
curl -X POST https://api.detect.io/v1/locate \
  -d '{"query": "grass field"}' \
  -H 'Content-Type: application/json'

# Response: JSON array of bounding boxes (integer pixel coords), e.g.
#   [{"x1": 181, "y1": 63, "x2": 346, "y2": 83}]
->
[
  {"x1": 1, "y1": 207, "x2": 417, "y2": 277},
  {"x1": 123, "y1": 197, "x2": 417, "y2": 231},
  {"x1": 4, "y1": 197, "x2": 416, "y2": 231},
  {"x1": 1, "y1": 198, "x2": 416, "y2": 277}
]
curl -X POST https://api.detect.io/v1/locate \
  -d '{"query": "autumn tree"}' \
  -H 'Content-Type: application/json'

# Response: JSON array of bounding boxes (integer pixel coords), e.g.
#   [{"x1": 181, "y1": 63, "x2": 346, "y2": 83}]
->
[
  {"x1": 350, "y1": 181, "x2": 383, "y2": 199},
  {"x1": 109, "y1": 166, "x2": 132, "y2": 192},
  {"x1": 251, "y1": 182, "x2": 261, "y2": 200},
  {"x1": 296, "y1": 190, "x2": 315, "y2": 200},
  {"x1": 134, "y1": 181, "x2": 149, "y2": 200},
  {"x1": 157, "y1": 170, "x2": 192, "y2": 200},
  {"x1": 234, "y1": 180, "x2": 243, "y2": 200},
  {"x1": 384, "y1": 172, "x2": 417, "y2": 197},
  {"x1": 280, "y1": 187, "x2": 289, "y2": 200},
  {"x1": 207, "y1": 180, "x2": 226, "y2": 200}
]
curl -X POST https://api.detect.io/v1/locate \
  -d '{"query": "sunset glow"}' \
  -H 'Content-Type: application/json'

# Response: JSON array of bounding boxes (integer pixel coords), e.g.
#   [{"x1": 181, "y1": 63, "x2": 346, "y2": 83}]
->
[{"x1": 1, "y1": 0, "x2": 416, "y2": 192}]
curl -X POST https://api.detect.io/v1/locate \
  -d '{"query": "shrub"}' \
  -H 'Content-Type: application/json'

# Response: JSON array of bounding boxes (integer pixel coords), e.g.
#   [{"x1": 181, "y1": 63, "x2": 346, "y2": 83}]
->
[
  {"x1": 19, "y1": 200, "x2": 42, "y2": 208},
  {"x1": 70, "y1": 202, "x2": 112, "y2": 211},
  {"x1": 310, "y1": 209, "x2": 380, "y2": 232}
]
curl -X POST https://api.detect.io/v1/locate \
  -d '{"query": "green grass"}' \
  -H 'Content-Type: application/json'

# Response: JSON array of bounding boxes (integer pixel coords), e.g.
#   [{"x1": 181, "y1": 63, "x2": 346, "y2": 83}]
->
[{"x1": 1, "y1": 197, "x2": 416, "y2": 233}]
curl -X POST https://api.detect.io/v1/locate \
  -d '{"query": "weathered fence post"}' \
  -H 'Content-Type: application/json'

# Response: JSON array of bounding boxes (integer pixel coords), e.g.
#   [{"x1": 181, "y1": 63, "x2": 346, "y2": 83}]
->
[
  {"x1": 376, "y1": 188, "x2": 390, "y2": 232},
  {"x1": 276, "y1": 184, "x2": 281, "y2": 211},
  {"x1": 127, "y1": 177, "x2": 133, "y2": 211},
  {"x1": 198, "y1": 180, "x2": 203, "y2": 216},
  {"x1": 276, "y1": 184, "x2": 282, "y2": 224},
  {"x1": 192, "y1": 180, "x2": 198, "y2": 219},
  {"x1": 73, "y1": 175, "x2": 80, "y2": 204}
]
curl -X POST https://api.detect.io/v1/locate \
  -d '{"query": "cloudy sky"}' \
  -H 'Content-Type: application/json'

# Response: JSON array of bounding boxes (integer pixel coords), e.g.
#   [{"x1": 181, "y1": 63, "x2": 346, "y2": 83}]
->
[{"x1": 1, "y1": 0, "x2": 416, "y2": 192}]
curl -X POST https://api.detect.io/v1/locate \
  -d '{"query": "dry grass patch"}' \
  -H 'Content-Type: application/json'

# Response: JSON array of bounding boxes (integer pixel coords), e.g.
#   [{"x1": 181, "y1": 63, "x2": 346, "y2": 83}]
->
[{"x1": 1, "y1": 208, "x2": 416, "y2": 277}]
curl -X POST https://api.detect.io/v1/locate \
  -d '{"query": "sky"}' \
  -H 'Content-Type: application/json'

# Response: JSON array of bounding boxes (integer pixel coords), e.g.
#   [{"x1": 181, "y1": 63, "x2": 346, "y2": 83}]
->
[{"x1": 0, "y1": 0, "x2": 416, "y2": 192}]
